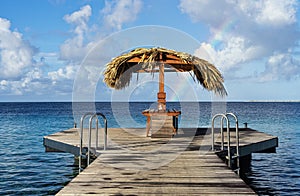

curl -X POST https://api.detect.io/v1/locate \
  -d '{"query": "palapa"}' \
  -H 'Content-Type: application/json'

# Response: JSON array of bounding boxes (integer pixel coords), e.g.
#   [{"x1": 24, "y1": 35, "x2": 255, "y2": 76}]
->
[
  {"x1": 103, "y1": 47, "x2": 227, "y2": 137},
  {"x1": 103, "y1": 47, "x2": 227, "y2": 97}
]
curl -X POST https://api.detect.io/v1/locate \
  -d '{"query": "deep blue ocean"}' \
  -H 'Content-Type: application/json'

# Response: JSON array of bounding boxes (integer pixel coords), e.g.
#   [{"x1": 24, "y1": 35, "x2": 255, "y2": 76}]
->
[{"x1": 0, "y1": 102, "x2": 299, "y2": 195}]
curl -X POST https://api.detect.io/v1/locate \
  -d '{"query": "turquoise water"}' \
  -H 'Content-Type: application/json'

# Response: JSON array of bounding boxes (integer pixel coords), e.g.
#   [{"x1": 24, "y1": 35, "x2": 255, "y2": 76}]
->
[{"x1": 0, "y1": 102, "x2": 299, "y2": 195}]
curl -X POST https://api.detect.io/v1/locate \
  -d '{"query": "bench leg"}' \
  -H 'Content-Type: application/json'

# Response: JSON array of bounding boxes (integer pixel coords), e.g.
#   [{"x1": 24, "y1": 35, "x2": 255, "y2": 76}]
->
[
  {"x1": 172, "y1": 116, "x2": 178, "y2": 135},
  {"x1": 146, "y1": 116, "x2": 151, "y2": 137}
]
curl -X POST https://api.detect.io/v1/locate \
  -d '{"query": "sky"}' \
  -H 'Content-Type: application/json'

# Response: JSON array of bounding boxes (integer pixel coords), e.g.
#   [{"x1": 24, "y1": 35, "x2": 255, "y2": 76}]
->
[{"x1": 0, "y1": 0, "x2": 299, "y2": 102}]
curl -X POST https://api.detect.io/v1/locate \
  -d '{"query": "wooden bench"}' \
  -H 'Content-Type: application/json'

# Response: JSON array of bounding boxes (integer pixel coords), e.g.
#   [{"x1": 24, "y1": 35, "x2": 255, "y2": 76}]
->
[{"x1": 142, "y1": 109, "x2": 181, "y2": 138}]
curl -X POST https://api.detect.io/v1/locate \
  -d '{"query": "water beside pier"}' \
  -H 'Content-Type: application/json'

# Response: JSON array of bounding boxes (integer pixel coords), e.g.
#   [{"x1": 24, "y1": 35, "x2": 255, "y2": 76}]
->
[{"x1": 0, "y1": 102, "x2": 299, "y2": 195}]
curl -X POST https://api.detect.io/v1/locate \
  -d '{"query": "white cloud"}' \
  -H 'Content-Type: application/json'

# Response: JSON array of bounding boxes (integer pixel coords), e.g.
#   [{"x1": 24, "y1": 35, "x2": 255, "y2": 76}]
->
[
  {"x1": 63, "y1": 5, "x2": 91, "y2": 36},
  {"x1": 102, "y1": 0, "x2": 142, "y2": 30},
  {"x1": 179, "y1": 0, "x2": 299, "y2": 81},
  {"x1": 196, "y1": 37, "x2": 265, "y2": 72},
  {"x1": 179, "y1": 0, "x2": 297, "y2": 27},
  {"x1": 0, "y1": 80, "x2": 8, "y2": 91},
  {"x1": 0, "y1": 16, "x2": 76, "y2": 97},
  {"x1": 237, "y1": 0, "x2": 297, "y2": 26},
  {"x1": 0, "y1": 63, "x2": 77, "y2": 96},
  {"x1": 0, "y1": 18, "x2": 37, "y2": 79},
  {"x1": 4, "y1": 3, "x2": 115, "y2": 98},
  {"x1": 0, "y1": 67, "x2": 45, "y2": 95},
  {"x1": 48, "y1": 65, "x2": 76, "y2": 84},
  {"x1": 0, "y1": 17, "x2": 54, "y2": 96},
  {"x1": 57, "y1": 1, "x2": 144, "y2": 100},
  {"x1": 60, "y1": 5, "x2": 92, "y2": 61},
  {"x1": 260, "y1": 53, "x2": 300, "y2": 81},
  {"x1": 179, "y1": 0, "x2": 231, "y2": 26}
]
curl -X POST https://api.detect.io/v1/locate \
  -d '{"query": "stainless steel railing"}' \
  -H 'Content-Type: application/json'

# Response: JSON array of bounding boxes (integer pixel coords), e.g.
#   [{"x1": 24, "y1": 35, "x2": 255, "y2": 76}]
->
[
  {"x1": 87, "y1": 113, "x2": 107, "y2": 166},
  {"x1": 211, "y1": 112, "x2": 240, "y2": 174},
  {"x1": 78, "y1": 112, "x2": 107, "y2": 172}
]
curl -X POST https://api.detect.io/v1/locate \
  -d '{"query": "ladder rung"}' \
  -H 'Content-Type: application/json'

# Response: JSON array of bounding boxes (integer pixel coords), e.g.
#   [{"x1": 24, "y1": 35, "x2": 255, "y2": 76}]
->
[
  {"x1": 225, "y1": 155, "x2": 239, "y2": 159},
  {"x1": 233, "y1": 168, "x2": 240, "y2": 173}
]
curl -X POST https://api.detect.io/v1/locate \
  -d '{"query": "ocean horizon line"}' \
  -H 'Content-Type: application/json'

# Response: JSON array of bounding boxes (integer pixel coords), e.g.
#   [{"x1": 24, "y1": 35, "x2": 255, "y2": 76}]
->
[{"x1": 0, "y1": 100, "x2": 299, "y2": 103}]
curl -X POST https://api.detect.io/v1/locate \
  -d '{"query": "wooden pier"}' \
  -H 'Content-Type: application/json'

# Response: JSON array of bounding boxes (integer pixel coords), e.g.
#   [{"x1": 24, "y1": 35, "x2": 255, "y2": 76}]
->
[{"x1": 44, "y1": 127, "x2": 278, "y2": 195}]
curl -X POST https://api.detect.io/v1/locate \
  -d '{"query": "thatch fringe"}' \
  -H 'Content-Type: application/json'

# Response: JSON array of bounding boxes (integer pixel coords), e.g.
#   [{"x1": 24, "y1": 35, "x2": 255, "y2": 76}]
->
[{"x1": 103, "y1": 47, "x2": 227, "y2": 96}]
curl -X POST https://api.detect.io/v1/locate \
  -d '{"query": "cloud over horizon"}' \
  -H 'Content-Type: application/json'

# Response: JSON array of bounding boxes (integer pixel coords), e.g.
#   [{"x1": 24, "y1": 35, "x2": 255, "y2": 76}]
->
[
  {"x1": 180, "y1": 0, "x2": 300, "y2": 81},
  {"x1": 0, "y1": 0, "x2": 299, "y2": 101},
  {"x1": 0, "y1": 18, "x2": 37, "y2": 79}
]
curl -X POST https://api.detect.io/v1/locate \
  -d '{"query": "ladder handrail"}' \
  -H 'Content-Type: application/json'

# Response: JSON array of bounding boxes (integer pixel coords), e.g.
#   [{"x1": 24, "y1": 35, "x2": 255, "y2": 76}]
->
[
  {"x1": 79, "y1": 112, "x2": 108, "y2": 171},
  {"x1": 211, "y1": 113, "x2": 230, "y2": 152},
  {"x1": 225, "y1": 113, "x2": 239, "y2": 156},
  {"x1": 79, "y1": 112, "x2": 95, "y2": 171},
  {"x1": 224, "y1": 112, "x2": 240, "y2": 175},
  {"x1": 220, "y1": 113, "x2": 239, "y2": 150},
  {"x1": 97, "y1": 113, "x2": 108, "y2": 151},
  {"x1": 87, "y1": 112, "x2": 108, "y2": 166},
  {"x1": 211, "y1": 112, "x2": 240, "y2": 173}
]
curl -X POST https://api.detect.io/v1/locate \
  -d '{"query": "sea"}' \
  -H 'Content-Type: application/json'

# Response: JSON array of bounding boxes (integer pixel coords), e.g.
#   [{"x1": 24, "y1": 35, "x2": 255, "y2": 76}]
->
[{"x1": 0, "y1": 102, "x2": 299, "y2": 195}]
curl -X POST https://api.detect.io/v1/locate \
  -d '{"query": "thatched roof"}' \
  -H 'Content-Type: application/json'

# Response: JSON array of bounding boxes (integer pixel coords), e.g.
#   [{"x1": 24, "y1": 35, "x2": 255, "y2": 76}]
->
[{"x1": 103, "y1": 47, "x2": 227, "y2": 96}]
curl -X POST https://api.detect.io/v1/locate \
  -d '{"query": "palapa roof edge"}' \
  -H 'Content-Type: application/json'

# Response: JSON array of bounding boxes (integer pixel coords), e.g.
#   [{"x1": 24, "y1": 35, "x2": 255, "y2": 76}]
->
[{"x1": 103, "y1": 47, "x2": 227, "y2": 97}]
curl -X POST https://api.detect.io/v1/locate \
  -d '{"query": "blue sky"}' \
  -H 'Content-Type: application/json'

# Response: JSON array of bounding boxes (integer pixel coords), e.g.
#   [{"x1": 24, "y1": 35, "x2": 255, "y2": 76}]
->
[{"x1": 0, "y1": 0, "x2": 299, "y2": 102}]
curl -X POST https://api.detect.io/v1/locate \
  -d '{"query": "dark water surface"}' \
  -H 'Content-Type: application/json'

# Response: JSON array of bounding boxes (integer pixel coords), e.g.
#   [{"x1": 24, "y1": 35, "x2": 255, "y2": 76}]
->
[{"x1": 0, "y1": 102, "x2": 299, "y2": 195}]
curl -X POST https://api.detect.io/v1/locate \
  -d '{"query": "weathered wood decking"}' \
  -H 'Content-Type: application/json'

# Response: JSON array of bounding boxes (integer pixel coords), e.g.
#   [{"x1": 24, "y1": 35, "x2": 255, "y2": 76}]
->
[{"x1": 44, "y1": 127, "x2": 278, "y2": 195}]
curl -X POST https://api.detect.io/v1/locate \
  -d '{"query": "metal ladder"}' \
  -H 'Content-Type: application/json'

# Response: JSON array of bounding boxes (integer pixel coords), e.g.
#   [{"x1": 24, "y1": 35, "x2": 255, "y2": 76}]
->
[
  {"x1": 211, "y1": 113, "x2": 240, "y2": 175},
  {"x1": 78, "y1": 112, "x2": 107, "y2": 172}
]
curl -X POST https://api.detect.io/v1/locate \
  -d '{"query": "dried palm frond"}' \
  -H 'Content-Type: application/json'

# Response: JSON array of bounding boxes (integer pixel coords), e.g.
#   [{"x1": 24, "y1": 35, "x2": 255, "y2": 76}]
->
[{"x1": 103, "y1": 47, "x2": 227, "y2": 96}]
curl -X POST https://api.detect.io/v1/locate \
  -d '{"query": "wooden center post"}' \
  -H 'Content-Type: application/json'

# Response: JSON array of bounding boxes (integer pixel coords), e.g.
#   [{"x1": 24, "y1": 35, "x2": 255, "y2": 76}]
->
[{"x1": 157, "y1": 63, "x2": 166, "y2": 111}]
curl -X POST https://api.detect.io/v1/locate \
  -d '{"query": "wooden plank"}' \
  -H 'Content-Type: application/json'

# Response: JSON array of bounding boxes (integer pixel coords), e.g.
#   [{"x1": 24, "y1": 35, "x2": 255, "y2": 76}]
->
[
  {"x1": 44, "y1": 128, "x2": 278, "y2": 157},
  {"x1": 57, "y1": 150, "x2": 255, "y2": 195},
  {"x1": 43, "y1": 127, "x2": 278, "y2": 195}
]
